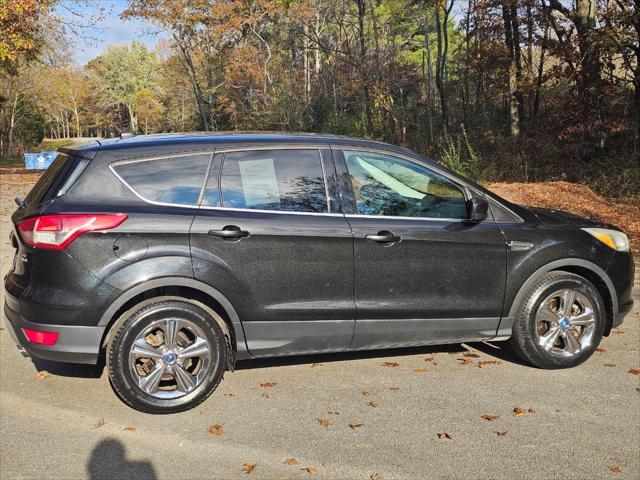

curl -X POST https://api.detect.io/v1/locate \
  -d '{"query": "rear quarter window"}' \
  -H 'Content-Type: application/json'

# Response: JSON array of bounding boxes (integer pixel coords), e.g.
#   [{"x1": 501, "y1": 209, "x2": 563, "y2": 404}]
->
[
  {"x1": 23, "y1": 154, "x2": 71, "y2": 207},
  {"x1": 112, "y1": 153, "x2": 211, "y2": 206}
]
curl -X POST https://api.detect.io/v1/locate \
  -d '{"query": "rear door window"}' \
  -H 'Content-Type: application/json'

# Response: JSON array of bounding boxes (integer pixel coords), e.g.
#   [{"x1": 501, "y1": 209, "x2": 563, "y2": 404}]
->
[
  {"x1": 218, "y1": 149, "x2": 328, "y2": 213},
  {"x1": 112, "y1": 153, "x2": 211, "y2": 206}
]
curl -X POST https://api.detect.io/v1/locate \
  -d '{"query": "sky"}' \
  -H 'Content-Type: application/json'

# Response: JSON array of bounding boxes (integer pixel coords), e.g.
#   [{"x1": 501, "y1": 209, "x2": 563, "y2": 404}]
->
[{"x1": 57, "y1": 0, "x2": 160, "y2": 66}]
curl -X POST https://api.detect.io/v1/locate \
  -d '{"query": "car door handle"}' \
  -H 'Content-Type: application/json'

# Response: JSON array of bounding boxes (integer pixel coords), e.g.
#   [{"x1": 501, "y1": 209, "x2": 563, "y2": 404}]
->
[
  {"x1": 208, "y1": 226, "x2": 250, "y2": 239},
  {"x1": 365, "y1": 231, "x2": 401, "y2": 244}
]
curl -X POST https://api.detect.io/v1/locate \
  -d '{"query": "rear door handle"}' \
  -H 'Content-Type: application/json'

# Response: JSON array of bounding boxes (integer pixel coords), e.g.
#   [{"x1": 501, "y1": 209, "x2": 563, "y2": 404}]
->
[
  {"x1": 208, "y1": 225, "x2": 250, "y2": 239},
  {"x1": 365, "y1": 231, "x2": 401, "y2": 244}
]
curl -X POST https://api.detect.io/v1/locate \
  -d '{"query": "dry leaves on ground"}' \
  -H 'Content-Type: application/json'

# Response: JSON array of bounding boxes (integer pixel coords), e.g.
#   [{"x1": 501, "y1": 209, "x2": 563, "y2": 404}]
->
[
  {"x1": 34, "y1": 371, "x2": 49, "y2": 381},
  {"x1": 513, "y1": 407, "x2": 526, "y2": 416},
  {"x1": 628, "y1": 369, "x2": 640, "y2": 375},
  {"x1": 311, "y1": 363, "x2": 322, "y2": 368},
  {"x1": 302, "y1": 466, "x2": 317, "y2": 475},
  {"x1": 367, "y1": 401, "x2": 378, "y2": 408},
  {"x1": 208, "y1": 424, "x2": 224, "y2": 436},
  {"x1": 478, "y1": 360, "x2": 503, "y2": 368},
  {"x1": 458, "y1": 358, "x2": 474, "y2": 365},
  {"x1": 317, "y1": 418, "x2": 332, "y2": 428},
  {"x1": 283, "y1": 458, "x2": 299, "y2": 465},
  {"x1": 437, "y1": 432, "x2": 452, "y2": 440},
  {"x1": 596, "y1": 348, "x2": 607, "y2": 353},
  {"x1": 604, "y1": 363, "x2": 617, "y2": 367},
  {"x1": 481, "y1": 415, "x2": 500, "y2": 421},
  {"x1": 328, "y1": 410, "x2": 340, "y2": 415},
  {"x1": 370, "y1": 474, "x2": 384, "y2": 480},
  {"x1": 415, "y1": 368, "x2": 429, "y2": 373},
  {"x1": 389, "y1": 387, "x2": 400, "y2": 392},
  {"x1": 349, "y1": 423, "x2": 364, "y2": 429},
  {"x1": 463, "y1": 352, "x2": 480, "y2": 358},
  {"x1": 495, "y1": 431, "x2": 507, "y2": 436},
  {"x1": 382, "y1": 361, "x2": 400, "y2": 367},
  {"x1": 92, "y1": 418, "x2": 106, "y2": 429},
  {"x1": 224, "y1": 393, "x2": 236, "y2": 397},
  {"x1": 608, "y1": 466, "x2": 622, "y2": 473},
  {"x1": 242, "y1": 463, "x2": 255, "y2": 474},
  {"x1": 123, "y1": 426, "x2": 136, "y2": 432},
  {"x1": 260, "y1": 382, "x2": 278, "y2": 388},
  {"x1": 362, "y1": 390, "x2": 370, "y2": 396}
]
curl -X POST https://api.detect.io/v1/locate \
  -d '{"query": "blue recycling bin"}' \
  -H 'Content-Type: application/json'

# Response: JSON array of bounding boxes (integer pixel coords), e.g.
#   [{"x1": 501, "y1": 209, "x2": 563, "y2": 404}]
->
[{"x1": 24, "y1": 151, "x2": 57, "y2": 170}]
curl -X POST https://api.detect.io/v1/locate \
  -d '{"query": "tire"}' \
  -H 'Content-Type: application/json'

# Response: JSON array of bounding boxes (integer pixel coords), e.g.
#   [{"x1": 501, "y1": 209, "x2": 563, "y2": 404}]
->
[
  {"x1": 107, "y1": 297, "x2": 227, "y2": 414},
  {"x1": 509, "y1": 271, "x2": 606, "y2": 369}
]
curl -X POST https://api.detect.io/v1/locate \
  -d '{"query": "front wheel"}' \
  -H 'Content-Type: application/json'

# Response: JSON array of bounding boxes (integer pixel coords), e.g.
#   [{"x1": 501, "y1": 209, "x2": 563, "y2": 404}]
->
[
  {"x1": 107, "y1": 297, "x2": 227, "y2": 413},
  {"x1": 509, "y1": 272, "x2": 606, "y2": 369}
]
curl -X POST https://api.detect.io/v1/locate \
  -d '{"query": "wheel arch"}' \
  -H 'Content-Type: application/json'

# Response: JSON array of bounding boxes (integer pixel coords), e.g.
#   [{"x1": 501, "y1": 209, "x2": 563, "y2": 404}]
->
[
  {"x1": 98, "y1": 277, "x2": 251, "y2": 367},
  {"x1": 503, "y1": 259, "x2": 616, "y2": 337}
]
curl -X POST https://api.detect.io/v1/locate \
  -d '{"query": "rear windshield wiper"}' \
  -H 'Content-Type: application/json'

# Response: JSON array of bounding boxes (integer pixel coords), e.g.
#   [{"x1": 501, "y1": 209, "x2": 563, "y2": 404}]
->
[{"x1": 14, "y1": 197, "x2": 26, "y2": 208}]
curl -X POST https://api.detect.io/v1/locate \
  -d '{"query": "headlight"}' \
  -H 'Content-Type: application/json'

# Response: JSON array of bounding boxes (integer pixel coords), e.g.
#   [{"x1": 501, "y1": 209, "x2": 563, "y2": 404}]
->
[{"x1": 582, "y1": 228, "x2": 630, "y2": 252}]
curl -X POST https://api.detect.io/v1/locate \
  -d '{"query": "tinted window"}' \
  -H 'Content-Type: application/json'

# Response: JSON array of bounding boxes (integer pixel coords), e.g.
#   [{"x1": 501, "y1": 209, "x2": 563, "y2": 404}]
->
[
  {"x1": 113, "y1": 154, "x2": 210, "y2": 206},
  {"x1": 25, "y1": 154, "x2": 70, "y2": 207},
  {"x1": 344, "y1": 150, "x2": 467, "y2": 219},
  {"x1": 220, "y1": 149, "x2": 328, "y2": 213}
]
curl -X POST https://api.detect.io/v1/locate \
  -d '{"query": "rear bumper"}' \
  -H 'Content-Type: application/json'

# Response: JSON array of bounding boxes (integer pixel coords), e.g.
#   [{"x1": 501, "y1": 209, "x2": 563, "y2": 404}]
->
[{"x1": 3, "y1": 296, "x2": 104, "y2": 364}]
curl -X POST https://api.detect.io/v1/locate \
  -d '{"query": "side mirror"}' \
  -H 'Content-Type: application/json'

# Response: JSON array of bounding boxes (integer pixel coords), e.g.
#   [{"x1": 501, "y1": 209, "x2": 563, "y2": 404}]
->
[{"x1": 469, "y1": 195, "x2": 489, "y2": 222}]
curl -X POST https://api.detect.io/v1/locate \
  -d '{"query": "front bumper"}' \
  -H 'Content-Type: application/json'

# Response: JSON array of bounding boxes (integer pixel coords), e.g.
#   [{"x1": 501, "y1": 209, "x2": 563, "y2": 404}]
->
[{"x1": 3, "y1": 295, "x2": 105, "y2": 364}]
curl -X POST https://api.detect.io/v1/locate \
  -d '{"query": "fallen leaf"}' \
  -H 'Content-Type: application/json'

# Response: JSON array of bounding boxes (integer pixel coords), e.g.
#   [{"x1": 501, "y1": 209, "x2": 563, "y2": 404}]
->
[
  {"x1": 463, "y1": 352, "x2": 480, "y2": 358},
  {"x1": 311, "y1": 363, "x2": 322, "y2": 368},
  {"x1": 349, "y1": 423, "x2": 364, "y2": 429},
  {"x1": 389, "y1": 387, "x2": 400, "y2": 392},
  {"x1": 481, "y1": 415, "x2": 500, "y2": 421},
  {"x1": 224, "y1": 393, "x2": 236, "y2": 397},
  {"x1": 123, "y1": 426, "x2": 136, "y2": 432},
  {"x1": 242, "y1": 463, "x2": 255, "y2": 474},
  {"x1": 302, "y1": 466, "x2": 317, "y2": 475},
  {"x1": 283, "y1": 458, "x2": 299, "y2": 465},
  {"x1": 458, "y1": 358, "x2": 474, "y2": 365},
  {"x1": 424, "y1": 356, "x2": 436, "y2": 362},
  {"x1": 437, "y1": 432, "x2": 452, "y2": 440},
  {"x1": 604, "y1": 363, "x2": 617, "y2": 367},
  {"x1": 362, "y1": 390, "x2": 370, "y2": 396},
  {"x1": 370, "y1": 474, "x2": 384, "y2": 480},
  {"x1": 208, "y1": 424, "x2": 224, "y2": 436},
  {"x1": 495, "y1": 431, "x2": 507, "y2": 436},
  {"x1": 92, "y1": 418, "x2": 106, "y2": 429},
  {"x1": 34, "y1": 371, "x2": 49, "y2": 381},
  {"x1": 595, "y1": 348, "x2": 607, "y2": 353},
  {"x1": 608, "y1": 466, "x2": 621, "y2": 473},
  {"x1": 415, "y1": 368, "x2": 429, "y2": 373},
  {"x1": 528, "y1": 408, "x2": 536, "y2": 413},
  {"x1": 260, "y1": 382, "x2": 278, "y2": 388},
  {"x1": 513, "y1": 407, "x2": 526, "y2": 416},
  {"x1": 261, "y1": 393, "x2": 270, "y2": 398},
  {"x1": 382, "y1": 361, "x2": 399, "y2": 367},
  {"x1": 328, "y1": 410, "x2": 340, "y2": 415},
  {"x1": 317, "y1": 418, "x2": 331, "y2": 428},
  {"x1": 628, "y1": 369, "x2": 640, "y2": 376},
  {"x1": 478, "y1": 360, "x2": 503, "y2": 368},
  {"x1": 612, "y1": 329, "x2": 624, "y2": 335},
  {"x1": 366, "y1": 401, "x2": 378, "y2": 408}
]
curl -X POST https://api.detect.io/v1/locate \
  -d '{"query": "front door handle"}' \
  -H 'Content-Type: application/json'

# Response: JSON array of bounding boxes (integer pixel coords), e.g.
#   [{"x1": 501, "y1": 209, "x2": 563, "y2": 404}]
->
[
  {"x1": 208, "y1": 225, "x2": 250, "y2": 239},
  {"x1": 365, "y1": 231, "x2": 401, "y2": 244}
]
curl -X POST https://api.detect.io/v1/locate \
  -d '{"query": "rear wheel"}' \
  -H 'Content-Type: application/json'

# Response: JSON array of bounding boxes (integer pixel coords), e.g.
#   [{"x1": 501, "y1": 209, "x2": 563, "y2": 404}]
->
[
  {"x1": 509, "y1": 272, "x2": 606, "y2": 369},
  {"x1": 107, "y1": 297, "x2": 227, "y2": 413}
]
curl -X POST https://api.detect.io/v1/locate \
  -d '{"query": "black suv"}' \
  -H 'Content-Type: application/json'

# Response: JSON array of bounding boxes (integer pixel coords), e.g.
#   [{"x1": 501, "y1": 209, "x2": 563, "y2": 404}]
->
[{"x1": 4, "y1": 133, "x2": 634, "y2": 413}]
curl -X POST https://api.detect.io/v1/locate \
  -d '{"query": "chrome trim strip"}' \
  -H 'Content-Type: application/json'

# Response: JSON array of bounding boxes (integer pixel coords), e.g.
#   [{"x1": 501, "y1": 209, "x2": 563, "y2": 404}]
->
[{"x1": 345, "y1": 214, "x2": 466, "y2": 222}]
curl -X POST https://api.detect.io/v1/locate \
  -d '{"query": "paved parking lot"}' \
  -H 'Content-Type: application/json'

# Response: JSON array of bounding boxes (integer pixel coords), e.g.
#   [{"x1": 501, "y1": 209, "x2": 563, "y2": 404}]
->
[{"x1": 1, "y1": 179, "x2": 638, "y2": 479}]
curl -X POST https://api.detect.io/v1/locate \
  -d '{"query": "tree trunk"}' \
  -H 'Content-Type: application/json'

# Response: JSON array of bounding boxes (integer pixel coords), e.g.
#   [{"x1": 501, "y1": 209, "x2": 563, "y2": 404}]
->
[
  {"x1": 434, "y1": 0, "x2": 453, "y2": 133},
  {"x1": 355, "y1": 0, "x2": 373, "y2": 135},
  {"x1": 128, "y1": 103, "x2": 138, "y2": 133},
  {"x1": 423, "y1": 10, "x2": 434, "y2": 144},
  {"x1": 502, "y1": 0, "x2": 522, "y2": 139}
]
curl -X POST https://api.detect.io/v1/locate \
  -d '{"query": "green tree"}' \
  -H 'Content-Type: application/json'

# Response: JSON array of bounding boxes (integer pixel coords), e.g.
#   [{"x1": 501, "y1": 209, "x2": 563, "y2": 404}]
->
[{"x1": 88, "y1": 41, "x2": 160, "y2": 133}]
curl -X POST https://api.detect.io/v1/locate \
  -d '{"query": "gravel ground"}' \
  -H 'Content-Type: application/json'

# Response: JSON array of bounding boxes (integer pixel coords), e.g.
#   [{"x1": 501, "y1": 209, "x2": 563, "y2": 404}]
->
[{"x1": 1, "y1": 177, "x2": 638, "y2": 480}]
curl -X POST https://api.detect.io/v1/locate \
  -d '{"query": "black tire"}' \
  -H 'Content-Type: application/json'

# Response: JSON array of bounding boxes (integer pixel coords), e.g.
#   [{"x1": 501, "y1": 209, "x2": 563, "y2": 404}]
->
[
  {"x1": 107, "y1": 297, "x2": 227, "y2": 414},
  {"x1": 509, "y1": 271, "x2": 606, "y2": 369}
]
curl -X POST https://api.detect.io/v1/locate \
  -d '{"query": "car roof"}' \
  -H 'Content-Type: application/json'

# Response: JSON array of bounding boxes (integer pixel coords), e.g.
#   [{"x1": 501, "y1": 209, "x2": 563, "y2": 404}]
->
[{"x1": 60, "y1": 132, "x2": 410, "y2": 156}]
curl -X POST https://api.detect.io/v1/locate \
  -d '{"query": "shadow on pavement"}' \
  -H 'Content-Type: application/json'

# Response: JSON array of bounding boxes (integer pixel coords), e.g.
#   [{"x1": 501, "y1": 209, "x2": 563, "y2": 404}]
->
[
  {"x1": 235, "y1": 343, "x2": 468, "y2": 370},
  {"x1": 467, "y1": 340, "x2": 530, "y2": 366},
  {"x1": 30, "y1": 355, "x2": 105, "y2": 378},
  {"x1": 87, "y1": 438, "x2": 156, "y2": 480}
]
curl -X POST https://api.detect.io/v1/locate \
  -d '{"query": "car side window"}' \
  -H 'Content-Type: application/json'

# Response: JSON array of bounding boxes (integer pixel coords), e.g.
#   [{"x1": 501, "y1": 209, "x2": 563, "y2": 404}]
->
[
  {"x1": 219, "y1": 149, "x2": 328, "y2": 213},
  {"x1": 343, "y1": 150, "x2": 468, "y2": 219},
  {"x1": 113, "y1": 153, "x2": 210, "y2": 206}
]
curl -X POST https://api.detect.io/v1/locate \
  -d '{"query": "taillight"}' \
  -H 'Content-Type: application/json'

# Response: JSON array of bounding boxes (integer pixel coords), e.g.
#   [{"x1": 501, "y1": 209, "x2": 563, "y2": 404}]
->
[
  {"x1": 23, "y1": 328, "x2": 59, "y2": 345},
  {"x1": 17, "y1": 214, "x2": 127, "y2": 250}
]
